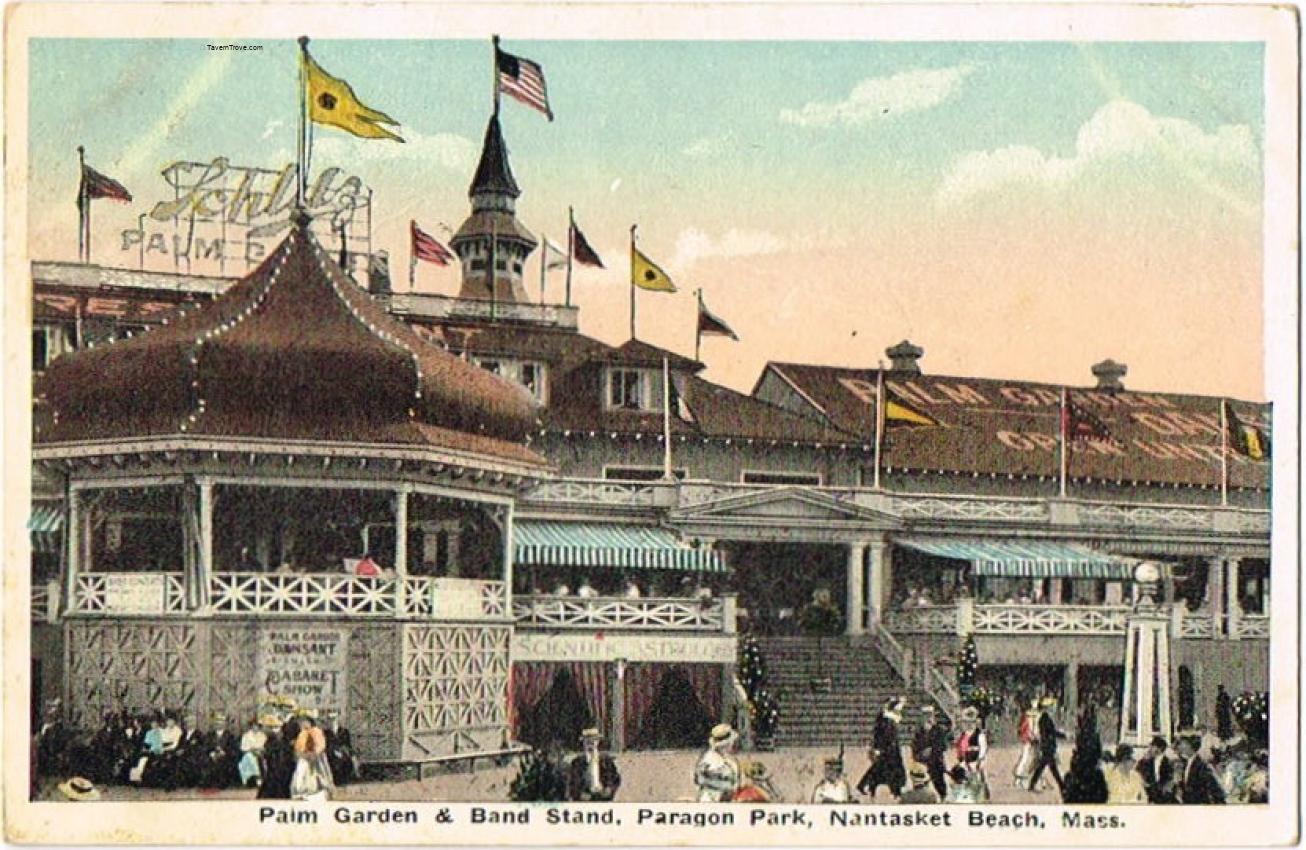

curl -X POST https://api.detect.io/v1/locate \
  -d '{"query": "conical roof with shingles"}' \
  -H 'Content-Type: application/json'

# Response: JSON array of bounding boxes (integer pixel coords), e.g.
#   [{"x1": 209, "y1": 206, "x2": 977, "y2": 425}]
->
[
  {"x1": 38, "y1": 216, "x2": 548, "y2": 470},
  {"x1": 469, "y1": 114, "x2": 520, "y2": 199}
]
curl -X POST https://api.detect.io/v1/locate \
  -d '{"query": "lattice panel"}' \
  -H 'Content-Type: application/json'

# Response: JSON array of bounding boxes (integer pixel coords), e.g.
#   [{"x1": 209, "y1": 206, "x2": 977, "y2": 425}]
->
[
  {"x1": 402, "y1": 625, "x2": 509, "y2": 740},
  {"x1": 347, "y1": 626, "x2": 401, "y2": 762},
  {"x1": 65, "y1": 621, "x2": 202, "y2": 725},
  {"x1": 209, "y1": 624, "x2": 261, "y2": 725}
]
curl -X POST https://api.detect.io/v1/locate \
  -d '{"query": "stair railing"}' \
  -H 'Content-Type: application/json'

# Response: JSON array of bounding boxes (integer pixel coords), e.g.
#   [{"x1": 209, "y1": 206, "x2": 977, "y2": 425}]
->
[
  {"x1": 920, "y1": 656, "x2": 962, "y2": 724},
  {"x1": 871, "y1": 622, "x2": 915, "y2": 689}
]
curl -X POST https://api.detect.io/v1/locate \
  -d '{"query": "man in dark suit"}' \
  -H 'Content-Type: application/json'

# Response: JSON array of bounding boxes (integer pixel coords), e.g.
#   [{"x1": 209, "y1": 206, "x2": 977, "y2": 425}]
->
[
  {"x1": 1136, "y1": 736, "x2": 1178, "y2": 803},
  {"x1": 857, "y1": 697, "x2": 907, "y2": 801},
  {"x1": 1027, "y1": 696, "x2": 1067, "y2": 795},
  {"x1": 1176, "y1": 733, "x2": 1225, "y2": 804},
  {"x1": 911, "y1": 705, "x2": 949, "y2": 799},
  {"x1": 565, "y1": 728, "x2": 621, "y2": 801},
  {"x1": 322, "y1": 709, "x2": 358, "y2": 786}
]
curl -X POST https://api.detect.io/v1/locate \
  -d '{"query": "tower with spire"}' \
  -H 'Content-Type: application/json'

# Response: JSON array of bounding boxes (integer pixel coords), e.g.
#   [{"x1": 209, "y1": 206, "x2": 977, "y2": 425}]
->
[{"x1": 450, "y1": 115, "x2": 538, "y2": 303}]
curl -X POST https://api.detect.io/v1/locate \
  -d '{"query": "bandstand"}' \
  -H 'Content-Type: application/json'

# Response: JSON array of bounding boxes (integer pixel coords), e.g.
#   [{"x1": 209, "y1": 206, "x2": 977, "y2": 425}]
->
[{"x1": 33, "y1": 213, "x2": 551, "y2": 764}]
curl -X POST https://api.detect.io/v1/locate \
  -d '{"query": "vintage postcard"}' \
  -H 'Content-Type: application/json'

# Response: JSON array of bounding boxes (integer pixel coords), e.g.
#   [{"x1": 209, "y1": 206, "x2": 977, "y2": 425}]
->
[{"x1": 2, "y1": 1, "x2": 1299, "y2": 846}]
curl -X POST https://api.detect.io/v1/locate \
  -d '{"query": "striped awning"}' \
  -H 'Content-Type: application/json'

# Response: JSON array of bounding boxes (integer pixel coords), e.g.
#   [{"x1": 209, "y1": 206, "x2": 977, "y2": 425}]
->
[
  {"x1": 28, "y1": 504, "x2": 65, "y2": 554},
  {"x1": 896, "y1": 537, "x2": 1135, "y2": 580},
  {"x1": 514, "y1": 521, "x2": 726, "y2": 572}
]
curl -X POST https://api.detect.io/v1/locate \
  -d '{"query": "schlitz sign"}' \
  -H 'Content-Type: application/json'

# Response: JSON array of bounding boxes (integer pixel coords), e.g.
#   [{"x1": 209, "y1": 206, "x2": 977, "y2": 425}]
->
[{"x1": 120, "y1": 157, "x2": 371, "y2": 268}]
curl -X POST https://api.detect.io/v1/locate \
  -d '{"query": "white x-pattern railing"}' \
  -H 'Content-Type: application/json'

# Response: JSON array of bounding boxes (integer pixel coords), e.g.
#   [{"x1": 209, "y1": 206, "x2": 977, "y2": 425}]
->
[
  {"x1": 1235, "y1": 615, "x2": 1270, "y2": 639},
  {"x1": 209, "y1": 573, "x2": 399, "y2": 616},
  {"x1": 885, "y1": 606, "x2": 964, "y2": 634},
  {"x1": 70, "y1": 573, "x2": 186, "y2": 616},
  {"x1": 512, "y1": 595, "x2": 726, "y2": 631}
]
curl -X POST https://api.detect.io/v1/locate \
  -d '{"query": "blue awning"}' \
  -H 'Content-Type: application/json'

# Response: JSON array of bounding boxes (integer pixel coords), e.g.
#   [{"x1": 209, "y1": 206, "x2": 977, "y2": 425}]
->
[
  {"x1": 896, "y1": 536, "x2": 1135, "y2": 579},
  {"x1": 28, "y1": 505, "x2": 64, "y2": 554},
  {"x1": 515, "y1": 521, "x2": 726, "y2": 572}
]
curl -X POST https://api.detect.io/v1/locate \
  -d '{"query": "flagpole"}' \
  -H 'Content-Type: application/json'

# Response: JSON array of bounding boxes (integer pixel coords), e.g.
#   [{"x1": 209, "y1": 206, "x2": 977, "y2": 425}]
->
[
  {"x1": 1220, "y1": 399, "x2": 1229, "y2": 506},
  {"x1": 539, "y1": 233, "x2": 547, "y2": 304},
  {"x1": 695, "y1": 289, "x2": 703, "y2": 362},
  {"x1": 873, "y1": 365, "x2": 885, "y2": 491},
  {"x1": 662, "y1": 356, "x2": 673, "y2": 480},
  {"x1": 138, "y1": 213, "x2": 146, "y2": 270},
  {"x1": 491, "y1": 35, "x2": 501, "y2": 117},
  {"x1": 1059, "y1": 387, "x2": 1068, "y2": 498},
  {"x1": 629, "y1": 224, "x2": 637, "y2": 341},
  {"x1": 297, "y1": 36, "x2": 310, "y2": 209},
  {"x1": 76, "y1": 146, "x2": 86, "y2": 263},
  {"x1": 565, "y1": 207, "x2": 575, "y2": 307}
]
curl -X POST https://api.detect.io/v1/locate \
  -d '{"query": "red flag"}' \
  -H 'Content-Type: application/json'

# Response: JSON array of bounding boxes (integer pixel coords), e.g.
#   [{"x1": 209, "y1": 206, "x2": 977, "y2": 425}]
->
[
  {"x1": 411, "y1": 220, "x2": 455, "y2": 266},
  {"x1": 78, "y1": 164, "x2": 132, "y2": 206},
  {"x1": 1062, "y1": 396, "x2": 1112, "y2": 442},
  {"x1": 570, "y1": 219, "x2": 604, "y2": 268}
]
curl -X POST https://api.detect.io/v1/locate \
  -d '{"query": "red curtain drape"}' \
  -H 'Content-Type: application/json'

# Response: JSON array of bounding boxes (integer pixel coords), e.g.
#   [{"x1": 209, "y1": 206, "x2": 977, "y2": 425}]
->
[
  {"x1": 683, "y1": 664, "x2": 724, "y2": 722},
  {"x1": 568, "y1": 662, "x2": 609, "y2": 734},
  {"x1": 623, "y1": 663, "x2": 667, "y2": 744},
  {"x1": 509, "y1": 662, "x2": 558, "y2": 737}
]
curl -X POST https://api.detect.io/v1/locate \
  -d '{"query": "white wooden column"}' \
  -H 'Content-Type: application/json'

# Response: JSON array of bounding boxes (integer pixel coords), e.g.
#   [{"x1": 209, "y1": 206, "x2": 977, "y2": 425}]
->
[
  {"x1": 394, "y1": 488, "x2": 409, "y2": 576},
  {"x1": 845, "y1": 542, "x2": 866, "y2": 635},
  {"x1": 196, "y1": 478, "x2": 214, "y2": 610},
  {"x1": 64, "y1": 487, "x2": 81, "y2": 615},
  {"x1": 867, "y1": 540, "x2": 892, "y2": 629},
  {"x1": 501, "y1": 502, "x2": 515, "y2": 594},
  {"x1": 1226, "y1": 557, "x2": 1242, "y2": 640},
  {"x1": 1207, "y1": 556, "x2": 1224, "y2": 636}
]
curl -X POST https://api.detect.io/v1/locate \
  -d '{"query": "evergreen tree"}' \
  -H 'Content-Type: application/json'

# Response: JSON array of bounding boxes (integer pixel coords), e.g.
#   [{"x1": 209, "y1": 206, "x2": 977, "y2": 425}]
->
[
  {"x1": 1062, "y1": 704, "x2": 1108, "y2": 803},
  {"x1": 957, "y1": 634, "x2": 978, "y2": 698}
]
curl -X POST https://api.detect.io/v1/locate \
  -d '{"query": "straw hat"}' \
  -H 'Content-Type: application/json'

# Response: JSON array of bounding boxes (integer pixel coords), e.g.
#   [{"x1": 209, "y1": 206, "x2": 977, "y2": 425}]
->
[
  {"x1": 960, "y1": 706, "x2": 980, "y2": 724},
  {"x1": 908, "y1": 763, "x2": 929, "y2": 783},
  {"x1": 58, "y1": 777, "x2": 100, "y2": 802},
  {"x1": 296, "y1": 708, "x2": 319, "y2": 720},
  {"x1": 1040, "y1": 695, "x2": 1058, "y2": 707},
  {"x1": 258, "y1": 713, "x2": 284, "y2": 729},
  {"x1": 709, "y1": 723, "x2": 737, "y2": 747},
  {"x1": 580, "y1": 727, "x2": 602, "y2": 741},
  {"x1": 745, "y1": 761, "x2": 771, "y2": 780}
]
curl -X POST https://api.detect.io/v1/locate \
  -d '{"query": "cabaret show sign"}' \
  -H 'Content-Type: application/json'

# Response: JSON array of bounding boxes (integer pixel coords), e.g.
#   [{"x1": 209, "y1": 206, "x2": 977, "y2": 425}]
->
[
  {"x1": 256, "y1": 627, "x2": 349, "y2": 713},
  {"x1": 119, "y1": 157, "x2": 371, "y2": 270}
]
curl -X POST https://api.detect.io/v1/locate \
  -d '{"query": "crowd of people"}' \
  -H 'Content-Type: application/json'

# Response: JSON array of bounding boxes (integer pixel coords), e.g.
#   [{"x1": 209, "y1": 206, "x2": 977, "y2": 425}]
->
[
  {"x1": 33, "y1": 697, "x2": 359, "y2": 802},
  {"x1": 524, "y1": 573, "x2": 716, "y2": 600}
]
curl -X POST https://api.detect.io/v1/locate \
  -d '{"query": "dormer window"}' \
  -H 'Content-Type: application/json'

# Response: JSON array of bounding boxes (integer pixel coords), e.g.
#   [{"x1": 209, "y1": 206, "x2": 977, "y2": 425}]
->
[
  {"x1": 608, "y1": 368, "x2": 652, "y2": 411},
  {"x1": 473, "y1": 357, "x2": 547, "y2": 403}
]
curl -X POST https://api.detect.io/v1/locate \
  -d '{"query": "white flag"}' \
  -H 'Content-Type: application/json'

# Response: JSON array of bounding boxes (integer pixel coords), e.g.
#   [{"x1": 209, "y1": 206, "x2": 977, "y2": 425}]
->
[{"x1": 543, "y1": 235, "x2": 568, "y2": 270}]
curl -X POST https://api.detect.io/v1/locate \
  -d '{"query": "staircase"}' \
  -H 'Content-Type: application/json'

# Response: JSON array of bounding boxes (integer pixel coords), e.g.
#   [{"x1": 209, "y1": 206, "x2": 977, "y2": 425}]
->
[{"x1": 754, "y1": 636, "x2": 940, "y2": 748}]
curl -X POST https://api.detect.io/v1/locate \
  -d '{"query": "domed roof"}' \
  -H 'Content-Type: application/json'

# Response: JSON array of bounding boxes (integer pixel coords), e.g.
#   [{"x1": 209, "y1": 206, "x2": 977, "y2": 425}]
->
[{"x1": 38, "y1": 216, "x2": 546, "y2": 467}]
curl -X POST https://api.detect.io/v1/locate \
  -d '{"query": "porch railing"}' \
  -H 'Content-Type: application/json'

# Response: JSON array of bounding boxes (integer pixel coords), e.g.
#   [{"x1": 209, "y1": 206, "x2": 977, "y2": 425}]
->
[
  {"x1": 522, "y1": 478, "x2": 661, "y2": 507},
  {"x1": 871, "y1": 622, "x2": 914, "y2": 685},
  {"x1": 511, "y1": 595, "x2": 729, "y2": 632},
  {"x1": 921, "y1": 658, "x2": 962, "y2": 723},
  {"x1": 884, "y1": 606, "x2": 964, "y2": 634},
  {"x1": 31, "y1": 580, "x2": 60, "y2": 623},
  {"x1": 207, "y1": 573, "x2": 508, "y2": 620},
  {"x1": 1235, "y1": 614, "x2": 1270, "y2": 639},
  {"x1": 885, "y1": 603, "x2": 1131, "y2": 635},
  {"x1": 70, "y1": 573, "x2": 187, "y2": 616}
]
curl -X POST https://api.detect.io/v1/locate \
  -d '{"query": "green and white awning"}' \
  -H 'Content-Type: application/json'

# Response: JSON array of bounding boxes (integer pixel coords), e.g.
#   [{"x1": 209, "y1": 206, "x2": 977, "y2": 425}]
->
[
  {"x1": 896, "y1": 537, "x2": 1135, "y2": 580},
  {"x1": 28, "y1": 504, "x2": 65, "y2": 554},
  {"x1": 514, "y1": 521, "x2": 726, "y2": 572}
]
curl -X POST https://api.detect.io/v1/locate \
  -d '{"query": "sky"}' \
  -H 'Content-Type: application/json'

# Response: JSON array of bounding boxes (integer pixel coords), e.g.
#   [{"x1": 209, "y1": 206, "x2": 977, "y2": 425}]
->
[{"x1": 27, "y1": 38, "x2": 1266, "y2": 399}]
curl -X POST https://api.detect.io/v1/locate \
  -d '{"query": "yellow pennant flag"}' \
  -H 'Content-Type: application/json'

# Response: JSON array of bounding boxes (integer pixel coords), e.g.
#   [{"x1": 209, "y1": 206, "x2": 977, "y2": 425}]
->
[
  {"x1": 303, "y1": 50, "x2": 403, "y2": 142},
  {"x1": 632, "y1": 246, "x2": 677, "y2": 292}
]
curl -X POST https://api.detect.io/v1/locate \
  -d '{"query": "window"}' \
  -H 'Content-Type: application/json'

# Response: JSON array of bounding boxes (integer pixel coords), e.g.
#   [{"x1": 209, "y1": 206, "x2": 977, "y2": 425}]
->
[
  {"x1": 742, "y1": 471, "x2": 822, "y2": 486},
  {"x1": 32, "y1": 329, "x2": 49, "y2": 372},
  {"x1": 475, "y1": 358, "x2": 502, "y2": 376},
  {"x1": 470, "y1": 260, "x2": 486, "y2": 271},
  {"x1": 520, "y1": 362, "x2": 547, "y2": 403},
  {"x1": 608, "y1": 368, "x2": 651, "y2": 411},
  {"x1": 604, "y1": 466, "x2": 687, "y2": 482}
]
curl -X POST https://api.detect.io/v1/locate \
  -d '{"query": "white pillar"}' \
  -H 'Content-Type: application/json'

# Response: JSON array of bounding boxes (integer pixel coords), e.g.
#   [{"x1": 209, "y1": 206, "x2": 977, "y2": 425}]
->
[
  {"x1": 394, "y1": 488, "x2": 409, "y2": 576},
  {"x1": 1207, "y1": 556, "x2": 1224, "y2": 636},
  {"x1": 1119, "y1": 566, "x2": 1173, "y2": 746},
  {"x1": 867, "y1": 540, "x2": 892, "y2": 629},
  {"x1": 845, "y1": 542, "x2": 866, "y2": 636},
  {"x1": 64, "y1": 487, "x2": 81, "y2": 616},
  {"x1": 1226, "y1": 558, "x2": 1241, "y2": 640},
  {"x1": 501, "y1": 502, "x2": 515, "y2": 595},
  {"x1": 197, "y1": 478, "x2": 214, "y2": 610}
]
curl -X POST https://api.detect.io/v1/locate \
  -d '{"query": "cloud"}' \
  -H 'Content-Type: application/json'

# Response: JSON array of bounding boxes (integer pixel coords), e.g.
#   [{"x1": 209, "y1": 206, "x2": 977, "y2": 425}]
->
[
  {"x1": 117, "y1": 53, "x2": 237, "y2": 175},
  {"x1": 313, "y1": 127, "x2": 476, "y2": 171},
  {"x1": 780, "y1": 63, "x2": 975, "y2": 128},
  {"x1": 682, "y1": 132, "x2": 735, "y2": 158},
  {"x1": 935, "y1": 99, "x2": 1259, "y2": 209},
  {"x1": 672, "y1": 227, "x2": 786, "y2": 268}
]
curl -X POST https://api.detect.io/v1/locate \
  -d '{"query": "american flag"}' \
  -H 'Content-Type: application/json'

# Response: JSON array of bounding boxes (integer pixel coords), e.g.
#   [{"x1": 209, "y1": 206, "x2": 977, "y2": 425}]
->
[
  {"x1": 411, "y1": 220, "x2": 455, "y2": 266},
  {"x1": 496, "y1": 46, "x2": 553, "y2": 120}
]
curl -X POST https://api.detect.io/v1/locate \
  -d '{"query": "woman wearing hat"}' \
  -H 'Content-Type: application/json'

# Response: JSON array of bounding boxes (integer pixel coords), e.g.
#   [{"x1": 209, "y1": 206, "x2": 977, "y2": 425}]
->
[
  {"x1": 695, "y1": 724, "x2": 740, "y2": 802},
  {"x1": 1013, "y1": 698, "x2": 1040, "y2": 789},
  {"x1": 566, "y1": 728, "x2": 621, "y2": 802},
  {"x1": 811, "y1": 754, "x2": 852, "y2": 804},
  {"x1": 953, "y1": 706, "x2": 990, "y2": 802}
]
